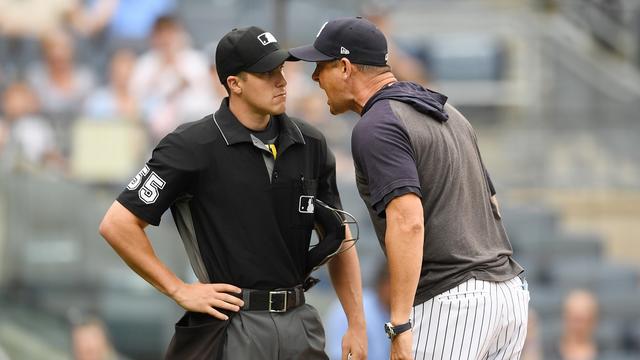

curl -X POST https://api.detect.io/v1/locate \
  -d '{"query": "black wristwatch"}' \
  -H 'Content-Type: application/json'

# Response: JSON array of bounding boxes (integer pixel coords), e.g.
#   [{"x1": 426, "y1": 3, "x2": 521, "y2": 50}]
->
[{"x1": 384, "y1": 320, "x2": 412, "y2": 340}]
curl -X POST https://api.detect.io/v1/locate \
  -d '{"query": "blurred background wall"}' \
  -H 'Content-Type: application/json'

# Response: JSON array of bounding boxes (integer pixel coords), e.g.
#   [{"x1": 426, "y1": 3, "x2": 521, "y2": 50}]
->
[{"x1": 0, "y1": 0, "x2": 639, "y2": 359}]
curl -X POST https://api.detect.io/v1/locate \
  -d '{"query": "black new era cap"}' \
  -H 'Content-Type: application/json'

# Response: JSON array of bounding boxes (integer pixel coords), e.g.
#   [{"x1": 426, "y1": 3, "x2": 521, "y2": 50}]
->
[
  {"x1": 289, "y1": 17, "x2": 388, "y2": 66},
  {"x1": 216, "y1": 26, "x2": 289, "y2": 84}
]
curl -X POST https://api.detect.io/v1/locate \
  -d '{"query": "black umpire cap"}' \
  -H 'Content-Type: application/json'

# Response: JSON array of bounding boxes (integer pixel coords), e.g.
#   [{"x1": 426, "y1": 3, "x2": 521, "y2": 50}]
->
[
  {"x1": 288, "y1": 17, "x2": 388, "y2": 66},
  {"x1": 215, "y1": 26, "x2": 289, "y2": 85}
]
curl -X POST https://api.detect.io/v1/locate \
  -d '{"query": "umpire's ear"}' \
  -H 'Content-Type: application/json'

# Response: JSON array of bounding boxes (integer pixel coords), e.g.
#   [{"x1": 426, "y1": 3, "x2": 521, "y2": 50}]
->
[{"x1": 226, "y1": 74, "x2": 243, "y2": 95}]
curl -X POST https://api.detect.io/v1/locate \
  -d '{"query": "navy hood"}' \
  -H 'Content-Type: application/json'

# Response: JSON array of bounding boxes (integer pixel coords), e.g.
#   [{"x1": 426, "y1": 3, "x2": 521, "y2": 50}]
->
[{"x1": 361, "y1": 81, "x2": 449, "y2": 122}]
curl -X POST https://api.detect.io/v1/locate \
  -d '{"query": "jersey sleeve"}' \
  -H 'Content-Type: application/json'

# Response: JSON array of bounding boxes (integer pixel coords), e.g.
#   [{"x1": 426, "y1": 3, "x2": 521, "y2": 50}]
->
[
  {"x1": 352, "y1": 105, "x2": 422, "y2": 216},
  {"x1": 116, "y1": 133, "x2": 199, "y2": 226}
]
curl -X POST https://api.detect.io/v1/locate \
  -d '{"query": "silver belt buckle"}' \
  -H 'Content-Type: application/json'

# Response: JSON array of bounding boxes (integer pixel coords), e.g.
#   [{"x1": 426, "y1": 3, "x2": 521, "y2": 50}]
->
[{"x1": 268, "y1": 290, "x2": 288, "y2": 312}]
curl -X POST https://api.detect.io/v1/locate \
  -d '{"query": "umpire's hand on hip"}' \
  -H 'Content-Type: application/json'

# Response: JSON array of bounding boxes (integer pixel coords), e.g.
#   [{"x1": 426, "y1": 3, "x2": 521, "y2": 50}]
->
[
  {"x1": 390, "y1": 330, "x2": 413, "y2": 360},
  {"x1": 170, "y1": 281, "x2": 244, "y2": 320}
]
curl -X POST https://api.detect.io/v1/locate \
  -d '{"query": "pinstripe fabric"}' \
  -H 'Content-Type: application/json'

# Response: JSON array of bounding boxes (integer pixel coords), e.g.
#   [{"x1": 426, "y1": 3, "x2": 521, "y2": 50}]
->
[{"x1": 411, "y1": 277, "x2": 529, "y2": 360}]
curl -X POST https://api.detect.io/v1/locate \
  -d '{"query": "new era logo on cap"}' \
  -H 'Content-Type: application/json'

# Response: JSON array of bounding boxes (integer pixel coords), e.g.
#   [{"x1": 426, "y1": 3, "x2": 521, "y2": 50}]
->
[
  {"x1": 258, "y1": 32, "x2": 277, "y2": 46},
  {"x1": 340, "y1": 47, "x2": 350, "y2": 55}
]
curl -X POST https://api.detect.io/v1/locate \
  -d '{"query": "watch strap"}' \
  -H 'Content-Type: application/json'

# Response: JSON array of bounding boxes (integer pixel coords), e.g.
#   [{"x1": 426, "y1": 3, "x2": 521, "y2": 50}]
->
[
  {"x1": 392, "y1": 321, "x2": 412, "y2": 335},
  {"x1": 385, "y1": 320, "x2": 412, "y2": 339}
]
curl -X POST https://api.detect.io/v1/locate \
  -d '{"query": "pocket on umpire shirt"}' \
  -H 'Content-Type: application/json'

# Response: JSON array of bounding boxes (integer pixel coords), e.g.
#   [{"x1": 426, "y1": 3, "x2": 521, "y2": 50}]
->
[{"x1": 165, "y1": 311, "x2": 232, "y2": 360}]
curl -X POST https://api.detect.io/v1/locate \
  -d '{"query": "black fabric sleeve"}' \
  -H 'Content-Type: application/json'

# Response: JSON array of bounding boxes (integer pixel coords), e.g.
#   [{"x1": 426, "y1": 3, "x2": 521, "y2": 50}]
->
[
  {"x1": 352, "y1": 106, "x2": 422, "y2": 217},
  {"x1": 372, "y1": 186, "x2": 422, "y2": 217},
  {"x1": 116, "y1": 133, "x2": 200, "y2": 226}
]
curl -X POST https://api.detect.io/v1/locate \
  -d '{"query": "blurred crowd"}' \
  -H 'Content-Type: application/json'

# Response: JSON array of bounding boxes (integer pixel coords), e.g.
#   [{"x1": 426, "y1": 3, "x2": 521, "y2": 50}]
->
[{"x1": 0, "y1": 0, "x2": 220, "y2": 179}]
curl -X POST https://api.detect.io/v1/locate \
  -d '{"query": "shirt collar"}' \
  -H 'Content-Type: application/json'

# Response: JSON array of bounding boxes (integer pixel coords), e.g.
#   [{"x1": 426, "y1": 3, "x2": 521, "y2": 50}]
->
[{"x1": 213, "y1": 98, "x2": 305, "y2": 147}]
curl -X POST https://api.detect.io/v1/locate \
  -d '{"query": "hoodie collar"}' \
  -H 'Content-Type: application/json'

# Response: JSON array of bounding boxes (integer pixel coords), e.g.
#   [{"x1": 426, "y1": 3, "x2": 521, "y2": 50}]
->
[{"x1": 361, "y1": 81, "x2": 449, "y2": 123}]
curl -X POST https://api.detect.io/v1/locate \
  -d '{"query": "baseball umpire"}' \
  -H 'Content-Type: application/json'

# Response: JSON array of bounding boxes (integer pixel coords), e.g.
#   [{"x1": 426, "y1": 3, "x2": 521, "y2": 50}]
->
[
  {"x1": 289, "y1": 17, "x2": 529, "y2": 360},
  {"x1": 99, "y1": 26, "x2": 367, "y2": 359}
]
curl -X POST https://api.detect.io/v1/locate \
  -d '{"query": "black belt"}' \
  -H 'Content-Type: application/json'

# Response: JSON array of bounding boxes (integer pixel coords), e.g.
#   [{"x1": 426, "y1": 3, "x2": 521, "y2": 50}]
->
[{"x1": 240, "y1": 286, "x2": 305, "y2": 312}]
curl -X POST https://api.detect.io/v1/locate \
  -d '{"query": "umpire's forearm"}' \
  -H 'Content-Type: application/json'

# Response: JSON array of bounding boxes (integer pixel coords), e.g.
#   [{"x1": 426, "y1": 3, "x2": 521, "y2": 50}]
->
[
  {"x1": 328, "y1": 244, "x2": 366, "y2": 327},
  {"x1": 385, "y1": 194, "x2": 424, "y2": 325},
  {"x1": 99, "y1": 201, "x2": 184, "y2": 298}
]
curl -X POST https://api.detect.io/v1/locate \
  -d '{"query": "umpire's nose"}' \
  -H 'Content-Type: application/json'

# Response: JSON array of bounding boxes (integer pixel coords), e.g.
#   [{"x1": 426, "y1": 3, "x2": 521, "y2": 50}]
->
[{"x1": 276, "y1": 67, "x2": 287, "y2": 88}]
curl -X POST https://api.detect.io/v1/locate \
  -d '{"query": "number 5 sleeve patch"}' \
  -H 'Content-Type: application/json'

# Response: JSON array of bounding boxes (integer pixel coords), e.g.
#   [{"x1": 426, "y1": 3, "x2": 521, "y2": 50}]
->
[{"x1": 117, "y1": 133, "x2": 199, "y2": 226}]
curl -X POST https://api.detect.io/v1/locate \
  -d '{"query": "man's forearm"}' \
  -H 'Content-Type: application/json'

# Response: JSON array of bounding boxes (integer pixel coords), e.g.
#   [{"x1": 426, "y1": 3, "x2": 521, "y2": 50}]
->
[
  {"x1": 99, "y1": 202, "x2": 184, "y2": 298},
  {"x1": 386, "y1": 225, "x2": 423, "y2": 324},
  {"x1": 108, "y1": 226, "x2": 183, "y2": 297},
  {"x1": 328, "y1": 245, "x2": 365, "y2": 326},
  {"x1": 385, "y1": 194, "x2": 424, "y2": 324}
]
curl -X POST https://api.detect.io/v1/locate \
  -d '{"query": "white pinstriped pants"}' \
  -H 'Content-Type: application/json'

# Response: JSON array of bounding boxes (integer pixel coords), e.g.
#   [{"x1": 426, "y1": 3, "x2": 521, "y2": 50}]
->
[{"x1": 411, "y1": 276, "x2": 529, "y2": 360}]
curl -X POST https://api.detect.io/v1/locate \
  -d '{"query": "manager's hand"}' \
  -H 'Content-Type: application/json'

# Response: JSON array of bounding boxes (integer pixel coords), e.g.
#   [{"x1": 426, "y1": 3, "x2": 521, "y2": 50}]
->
[
  {"x1": 171, "y1": 282, "x2": 244, "y2": 320},
  {"x1": 390, "y1": 331, "x2": 413, "y2": 360}
]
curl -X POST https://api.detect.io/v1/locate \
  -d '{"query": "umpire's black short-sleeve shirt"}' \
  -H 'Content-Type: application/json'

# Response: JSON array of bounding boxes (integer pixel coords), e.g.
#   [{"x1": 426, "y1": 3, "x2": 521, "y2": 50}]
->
[{"x1": 117, "y1": 99, "x2": 342, "y2": 290}]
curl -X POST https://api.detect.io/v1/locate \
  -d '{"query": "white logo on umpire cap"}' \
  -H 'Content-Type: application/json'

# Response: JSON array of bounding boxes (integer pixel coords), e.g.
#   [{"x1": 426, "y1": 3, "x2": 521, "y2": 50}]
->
[
  {"x1": 340, "y1": 46, "x2": 350, "y2": 55},
  {"x1": 257, "y1": 32, "x2": 277, "y2": 46}
]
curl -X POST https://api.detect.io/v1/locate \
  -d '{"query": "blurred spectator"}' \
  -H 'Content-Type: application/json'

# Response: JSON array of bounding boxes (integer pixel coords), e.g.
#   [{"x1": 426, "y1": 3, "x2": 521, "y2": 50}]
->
[
  {"x1": 130, "y1": 15, "x2": 214, "y2": 143},
  {"x1": 325, "y1": 263, "x2": 391, "y2": 360},
  {"x1": 203, "y1": 41, "x2": 231, "y2": 107},
  {"x1": 105, "y1": 0, "x2": 176, "y2": 52},
  {"x1": 0, "y1": 0, "x2": 83, "y2": 75},
  {"x1": 208, "y1": 65, "x2": 229, "y2": 108},
  {"x1": 83, "y1": 49, "x2": 139, "y2": 121},
  {"x1": 364, "y1": 8, "x2": 430, "y2": 85},
  {"x1": 71, "y1": 316, "x2": 120, "y2": 360},
  {"x1": 0, "y1": 82, "x2": 63, "y2": 173},
  {"x1": 72, "y1": 0, "x2": 119, "y2": 38},
  {"x1": 0, "y1": 0, "x2": 81, "y2": 37},
  {"x1": 522, "y1": 308, "x2": 543, "y2": 360},
  {"x1": 548, "y1": 289, "x2": 600, "y2": 360},
  {"x1": 26, "y1": 29, "x2": 95, "y2": 154}
]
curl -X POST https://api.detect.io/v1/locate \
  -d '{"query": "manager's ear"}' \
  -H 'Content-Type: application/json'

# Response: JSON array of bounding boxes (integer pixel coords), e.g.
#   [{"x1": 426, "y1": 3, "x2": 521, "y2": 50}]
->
[
  {"x1": 226, "y1": 75, "x2": 243, "y2": 95},
  {"x1": 338, "y1": 57, "x2": 353, "y2": 80}
]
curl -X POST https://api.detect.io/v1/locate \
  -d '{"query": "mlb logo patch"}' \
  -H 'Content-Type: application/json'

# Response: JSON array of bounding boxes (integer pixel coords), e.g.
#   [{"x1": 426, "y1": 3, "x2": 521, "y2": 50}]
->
[
  {"x1": 258, "y1": 32, "x2": 277, "y2": 46},
  {"x1": 299, "y1": 196, "x2": 315, "y2": 214}
]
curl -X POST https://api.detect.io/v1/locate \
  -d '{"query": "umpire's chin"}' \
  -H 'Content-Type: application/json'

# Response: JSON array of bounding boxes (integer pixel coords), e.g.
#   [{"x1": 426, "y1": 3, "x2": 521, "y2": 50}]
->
[{"x1": 270, "y1": 92, "x2": 287, "y2": 115}]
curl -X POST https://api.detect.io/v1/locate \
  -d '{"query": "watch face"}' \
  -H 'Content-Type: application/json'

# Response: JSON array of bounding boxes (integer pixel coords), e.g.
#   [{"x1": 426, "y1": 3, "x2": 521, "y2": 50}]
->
[{"x1": 384, "y1": 322, "x2": 395, "y2": 339}]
